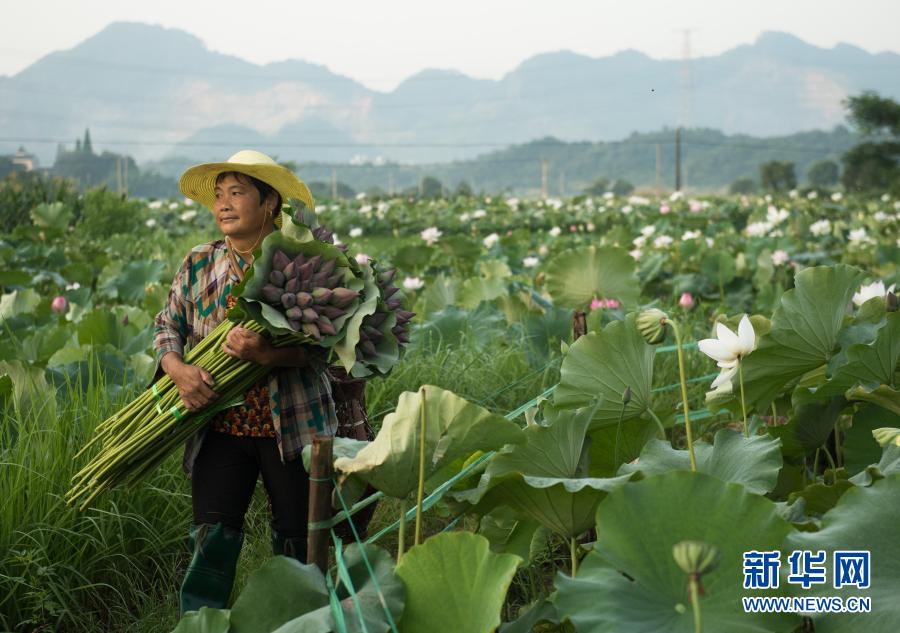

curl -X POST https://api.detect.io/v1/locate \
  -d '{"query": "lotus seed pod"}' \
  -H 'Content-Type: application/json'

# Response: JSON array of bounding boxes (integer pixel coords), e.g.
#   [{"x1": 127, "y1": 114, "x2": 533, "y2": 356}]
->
[
  {"x1": 311, "y1": 271, "x2": 330, "y2": 287},
  {"x1": 302, "y1": 322, "x2": 321, "y2": 339},
  {"x1": 281, "y1": 293, "x2": 297, "y2": 309},
  {"x1": 359, "y1": 339, "x2": 377, "y2": 357},
  {"x1": 296, "y1": 292, "x2": 313, "y2": 308},
  {"x1": 302, "y1": 308, "x2": 318, "y2": 323},
  {"x1": 636, "y1": 308, "x2": 669, "y2": 345},
  {"x1": 312, "y1": 287, "x2": 333, "y2": 304},
  {"x1": 285, "y1": 306, "x2": 303, "y2": 320},
  {"x1": 320, "y1": 305, "x2": 346, "y2": 320},
  {"x1": 672, "y1": 540, "x2": 720, "y2": 576},
  {"x1": 269, "y1": 270, "x2": 286, "y2": 287},
  {"x1": 262, "y1": 285, "x2": 283, "y2": 304},
  {"x1": 285, "y1": 277, "x2": 301, "y2": 294},
  {"x1": 300, "y1": 279, "x2": 311, "y2": 293},
  {"x1": 325, "y1": 273, "x2": 343, "y2": 288},
  {"x1": 283, "y1": 261, "x2": 296, "y2": 280},
  {"x1": 316, "y1": 316, "x2": 337, "y2": 336},
  {"x1": 288, "y1": 319, "x2": 303, "y2": 331},
  {"x1": 272, "y1": 250, "x2": 291, "y2": 271},
  {"x1": 298, "y1": 261, "x2": 315, "y2": 281},
  {"x1": 319, "y1": 258, "x2": 337, "y2": 276},
  {"x1": 292, "y1": 253, "x2": 306, "y2": 268},
  {"x1": 330, "y1": 288, "x2": 359, "y2": 308}
]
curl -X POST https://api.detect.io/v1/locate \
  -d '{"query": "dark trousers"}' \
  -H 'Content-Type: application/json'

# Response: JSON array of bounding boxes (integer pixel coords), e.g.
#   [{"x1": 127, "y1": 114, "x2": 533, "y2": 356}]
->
[{"x1": 191, "y1": 430, "x2": 311, "y2": 539}]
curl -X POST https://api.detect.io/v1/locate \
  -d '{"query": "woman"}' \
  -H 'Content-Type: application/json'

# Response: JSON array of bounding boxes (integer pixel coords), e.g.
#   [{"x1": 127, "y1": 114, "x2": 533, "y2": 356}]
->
[{"x1": 153, "y1": 150, "x2": 338, "y2": 616}]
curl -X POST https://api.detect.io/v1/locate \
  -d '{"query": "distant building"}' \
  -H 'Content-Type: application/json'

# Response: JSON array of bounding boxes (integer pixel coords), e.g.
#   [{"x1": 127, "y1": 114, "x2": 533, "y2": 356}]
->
[{"x1": 12, "y1": 146, "x2": 39, "y2": 171}]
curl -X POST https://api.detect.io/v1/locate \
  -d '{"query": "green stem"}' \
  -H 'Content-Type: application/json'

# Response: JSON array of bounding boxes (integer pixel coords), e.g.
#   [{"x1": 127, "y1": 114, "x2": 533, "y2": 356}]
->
[
  {"x1": 822, "y1": 444, "x2": 837, "y2": 474},
  {"x1": 397, "y1": 498, "x2": 407, "y2": 562},
  {"x1": 738, "y1": 361, "x2": 748, "y2": 438},
  {"x1": 570, "y1": 537, "x2": 579, "y2": 577},
  {"x1": 770, "y1": 401, "x2": 777, "y2": 424},
  {"x1": 414, "y1": 389, "x2": 427, "y2": 547},
  {"x1": 670, "y1": 320, "x2": 696, "y2": 471},
  {"x1": 689, "y1": 577, "x2": 702, "y2": 633},
  {"x1": 614, "y1": 400, "x2": 627, "y2": 469},
  {"x1": 834, "y1": 422, "x2": 842, "y2": 468},
  {"x1": 813, "y1": 448, "x2": 820, "y2": 480},
  {"x1": 646, "y1": 409, "x2": 667, "y2": 441}
]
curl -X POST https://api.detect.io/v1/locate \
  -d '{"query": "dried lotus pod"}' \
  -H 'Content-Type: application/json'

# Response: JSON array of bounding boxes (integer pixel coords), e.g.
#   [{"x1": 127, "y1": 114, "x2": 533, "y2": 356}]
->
[
  {"x1": 272, "y1": 250, "x2": 291, "y2": 271},
  {"x1": 296, "y1": 292, "x2": 313, "y2": 308},
  {"x1": 269, "y1": 270, "x2": 286, "y2": 287},
  {"x1": 262, "y1": 285, "x2": 283, "y2": 304},
  {"x1": 281, "y1": 293, "x2": 297, "y2": 309}
]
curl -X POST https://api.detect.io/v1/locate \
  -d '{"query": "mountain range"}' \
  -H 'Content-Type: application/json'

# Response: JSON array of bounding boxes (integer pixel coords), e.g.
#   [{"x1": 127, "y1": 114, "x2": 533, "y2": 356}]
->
[{"x1": 1, "y1": 21, "x2": 897, "y2": 167}]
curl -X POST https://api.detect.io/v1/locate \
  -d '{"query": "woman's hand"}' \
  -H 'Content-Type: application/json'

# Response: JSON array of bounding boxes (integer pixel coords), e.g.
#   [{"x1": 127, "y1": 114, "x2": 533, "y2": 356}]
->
[
  {"x1": 222, "y1": 326, "x2": 275, "y2": 365},
  {"x1": 167, "y1": 361, "x2": 219, "y2": 412}
]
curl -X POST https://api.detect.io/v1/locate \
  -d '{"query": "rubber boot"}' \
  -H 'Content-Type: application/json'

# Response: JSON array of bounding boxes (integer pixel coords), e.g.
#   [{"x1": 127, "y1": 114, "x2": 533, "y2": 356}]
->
[
  {"x1": 179, "y1": 522, "x2": 244, "y2": 617},
  {"x1": 271, "y1": 528, "x2": 308, "y2": 564}
]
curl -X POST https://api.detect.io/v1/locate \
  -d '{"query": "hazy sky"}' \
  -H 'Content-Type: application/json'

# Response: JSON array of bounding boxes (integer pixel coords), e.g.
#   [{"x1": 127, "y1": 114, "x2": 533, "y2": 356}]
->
[{"x1": 2, "y1": 0, "x2": 899, "y2": 92}]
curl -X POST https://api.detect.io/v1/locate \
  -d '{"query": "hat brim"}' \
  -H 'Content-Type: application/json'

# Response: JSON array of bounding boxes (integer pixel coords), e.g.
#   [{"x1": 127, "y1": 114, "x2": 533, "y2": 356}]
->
[{"x1": 179, "y1": 161, "x2": 315, "y2": 213}]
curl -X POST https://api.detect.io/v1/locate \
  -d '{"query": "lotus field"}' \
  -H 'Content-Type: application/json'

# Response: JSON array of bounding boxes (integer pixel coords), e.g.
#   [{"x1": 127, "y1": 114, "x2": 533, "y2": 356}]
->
[{"x1": 1, "y1": 189, "x2": 899, "y2": 632}]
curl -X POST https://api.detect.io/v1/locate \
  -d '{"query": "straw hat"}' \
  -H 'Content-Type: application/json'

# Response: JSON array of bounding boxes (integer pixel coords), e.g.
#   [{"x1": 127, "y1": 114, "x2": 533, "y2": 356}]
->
[{"x1": 179, "y1": 150, "x2": 315, "y2": 219}]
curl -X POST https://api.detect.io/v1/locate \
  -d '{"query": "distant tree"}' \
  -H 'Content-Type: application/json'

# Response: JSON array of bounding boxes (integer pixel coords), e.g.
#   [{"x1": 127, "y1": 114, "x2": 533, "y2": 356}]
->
[
  {"x1": 308, "y1": 181, "x2": 356, "y2": 200},
  {"x1": 729, "y1": 177, "x2": 757, "y2": 194},
  {"x1": 611, "y1": 178, "x2": 634, "y2": 196},
  {"x1": 365, "y1": 186, "x2": 387, "y2": 198},
  {"x1": 83, "y1": 128, "x2": 93, "y2": 155},
  {"x1": 759, "y1": 161, "x2": 796, "y2": 192},
  {"x1": 806, "y1": 160, "x2": 840, "y2": 188},
  {"x1": 454, "y1": 180, "x2": 473, "y2": 197},
  {"x1": 841, "y1": 92, "x2": 900, "y2": 193},
  {"x1": 583, "y1": 177, "x2": 610, "y2": 196},
  {"x1": 420, "y1": 176, "x2": 444, "y2": 199}
]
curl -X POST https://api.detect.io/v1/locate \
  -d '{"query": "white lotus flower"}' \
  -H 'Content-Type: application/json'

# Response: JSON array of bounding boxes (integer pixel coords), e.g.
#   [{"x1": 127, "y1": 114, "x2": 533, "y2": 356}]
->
[
  {"x1": 628, "y1": 248, "x2": 642, "y2": 260},
  {"x1": 315, "y1": 205, "x2": 326, "y2": 214},
  {"x1": 852, "y1": 281, "x2": 896, "y2": 306},
  {"x1": 459, "y1": 212, "x2": 471, "y2": 222},
  {"x1": 881, "y1": 194, "x2": 891, "y2": 202},
  {"x1": 848, "y1": 228, "x2": 869, "y2": 245},
  {"x1": 522, "y1": 256, "x2": 539, "y2": 268},
  {"x1": 180, "y1": 210, "x2": 197, "y2": 222},
  {"x1": 632, "y1": 235, "x2": 647, "y2": 248},
  {"x1": 831, "y1": 192, "x2": 843, "y2": 202},
  {"x1": 771, "y1": 250, "x2": 790, "y2": 266},
  {"x1": 807, "y1": 191, "x2": 818, "y2": 200},
  {"x1": 145, "y1": 218, "x2": 157, "y2": 228},
  {"x1": 699, "y1": 315, "x2": 757, "y2": 377},
  {"x1": 681, "y1": 230, "x2": 701, "y2": 240},
  {"x1": 472, "y1": 208, "x2": 487, "y2": 219},
  {"x1": 183, "y1": 197, "x2": 194, "y2": 206},
  {"x1": 349, "y1": 227, "x2": 363, "y2": 238},
  {"x1": 403, "y1": 277, "x2": 424, "y2": 291},
  {"x1": 355, "y1": 253, "x2": 370, "y2": 265},
  {"x1": 766, "y1": 206, "x2": 789, "y2": 225},
  {"x1": 483, "y1": 233, "x2": 500, "y2": 248},
  {"x1": 538, "y1": 244, "x2": 549, "y2": 256},
  {"x1": 359, "y1": 205, "x2": 373, "y2": 215},
  {"x1": 355, "y1": 192, "x2": 367, "y2": 200},
  {"x1": 148, "y1": 200, "x2": 163, "y2": 210},
  {"x1": 641, "y1": 225, "x2": 656, "y2": 237},
  {"x1": 653, "y1": 235, "x2": 673, "y2": 248},
  {"x1": 420, "y1": 226, "x2": 442, "y2": 245},
  {"x1": 809, "y1": 219, "x2": 831, "y2": 236},
  {"x1": 548, "y1": 226, "x2": 562, "y2": 237},
  {"x1": 621, "y1": 204, "x2": 634, "y2": 215},
  {"x1": 169, "y1": 202, "x2": 179, "y2": 210},
  {"x1": 745, "y1": 221, "x2": 772, "y2": 237}
]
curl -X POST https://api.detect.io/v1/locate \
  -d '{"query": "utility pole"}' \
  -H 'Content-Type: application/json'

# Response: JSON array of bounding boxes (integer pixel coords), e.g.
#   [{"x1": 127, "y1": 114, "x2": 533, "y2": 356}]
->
[
  {"x1": 540, "y1": 160, "x2": 549, "y2": 198},
  {"x1": 675, "y1": 128, "x2": 682, "y2": 192},
  {"x1": 123, "y1": 156, "x2": 129, "y2": 196},
  {"x1": 331, "y1": 168, "x2": 337, "y2": 199},
  {"x1": 559, "y1": 171, "x2": 566, "y2": 198},
  {"x1": 116, "y1": 157, "x2": 122, "y2": 194},
  {"x1": 655, "y1": 143, "x2": 662, "y2": 194},
  {"x1": 388, "y1": 172, "x2": 394, "y2": 196}
]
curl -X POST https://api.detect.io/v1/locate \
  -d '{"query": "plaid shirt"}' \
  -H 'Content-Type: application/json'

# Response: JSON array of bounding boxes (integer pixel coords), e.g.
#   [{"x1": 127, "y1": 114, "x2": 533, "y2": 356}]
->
[{"x1": 153, "y1": 238, "x2": 338, "y2": 478}]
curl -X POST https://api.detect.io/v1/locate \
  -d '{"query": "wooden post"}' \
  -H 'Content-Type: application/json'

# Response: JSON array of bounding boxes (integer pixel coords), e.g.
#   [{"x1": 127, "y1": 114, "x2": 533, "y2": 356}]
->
[
  {"x1": 572, "y1": 310, "x2": 587, "y2": 341},
  {"x1": 307, "y1": 434, "x2": 334, "y2": 573}
]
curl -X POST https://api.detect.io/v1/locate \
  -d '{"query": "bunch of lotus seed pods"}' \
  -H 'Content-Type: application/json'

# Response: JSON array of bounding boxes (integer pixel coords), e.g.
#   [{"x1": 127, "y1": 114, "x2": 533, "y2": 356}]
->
[{"x1": 353, "y1": 267, "x2": 415, "y2": 362}]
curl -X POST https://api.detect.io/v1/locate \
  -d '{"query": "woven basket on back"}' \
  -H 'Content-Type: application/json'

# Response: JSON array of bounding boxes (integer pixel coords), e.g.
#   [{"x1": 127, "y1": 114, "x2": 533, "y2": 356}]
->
[{"x1": 327, "y1": 366, "x2": 379, "y2": 540}]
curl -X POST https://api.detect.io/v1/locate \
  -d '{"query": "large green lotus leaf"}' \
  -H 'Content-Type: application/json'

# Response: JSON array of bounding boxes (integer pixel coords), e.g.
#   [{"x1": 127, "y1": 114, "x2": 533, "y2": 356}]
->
[
  {"x1": 228, "y1": 556, "x2": 329, "y2": 633},
  {"x1": 349, "y1": 299, "x2": 399, "y2": 379},
  {"x1": 554, "y1": 313, "x2": 654, "y2": 427},
  {"x1": 272, "y1": 543, "x2": 405, "y2": 633},
  {"x1": 846, "y1": 383, "x2": 900, "y2": 416},
  {"x1": 334, "y1": 263, "x2": 381, "y2": 374},
  {"x1": 170, "y1": 607, "x2": 230, "y2": 633},
  {"x1": 849, "y1": 444, "x2": 900, "y2": 486},
  {"x1": 843, "y1": 405, "x2": 900, "y2": 475},
  {"x1": 544, "y1": 245, "x2": 640, "y2": 310},
  {"x1": 768, "y1": 395, "x2": 847, "y2": 459},
  {"x1": 454, "y1": 405, "x2": 634, "y2": 538},
  {"x1": 395, "y1": 532, "x2": 520, "y2": 633},
  {"x1": 278, "y1": 210, "x2": 315, "y2": 243},
  {"x1": 554, "y1": 471, "x2": 797, "y2": 633},
  {"x1": 0, "y1": 288, "x2": 40, "y2": 320},
  {"x1": 786, "y1": 469, "x2": 855, "y2": 515},
  {"x1": 412, "y1": 272, "x2": 457, "y2": 317},
  {"x1": 794, "y1": 310, "x2": 899, "y2": 408},
  {"x1": 784, "y1": 473, "x2": 900, "y2": 633},
  {"x1": 586, "y1": 417, "x2": 658, "y2": 477},
  {"x1": 31, "y1": 201, "x2": 72, "y2": 230},
  {"x1": 708, "y1": 265, "x2": 865, "y2": 412},
  {"x1": 618, "y1": 429, "x2": 783, "y2": 495},
  {"x1": 230, "y1": 231, "x2": 362, "y2": 346},
  {"x1": 500, "y1": 598, "x2": 562, "y2": 633},
  {"x1": 478, "y1": 507, "x2": 545, "y2": 565},
  {"x1": 333, "y1": 385, "x2": 524, "y2": 499},
  {"x1": 100, "y1": 259, "x2": 166, "y2": 302}
]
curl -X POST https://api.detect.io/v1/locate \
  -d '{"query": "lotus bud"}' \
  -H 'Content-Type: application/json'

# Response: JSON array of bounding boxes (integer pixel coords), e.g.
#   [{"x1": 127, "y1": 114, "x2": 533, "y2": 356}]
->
[
  {"x1": 262, "y1": 285, "x2": 283, "y2": 304},
  {"x1": 298, "y1": 261, "x2": 315, "y2": 281},
  {"x1": 888, "y1": 291, "x2": 898, "y2": 313},
  {"x1": 288, "y1": 319, "x2": 303, "y2": 331},
  {"x1": 51, "y1": 296, "x2": 68, "y2": 313},
  {"x1": 355, "y1": 347, "x2": 365, "y2": 361},
  {"x1": 316, "y1": 316, "x2": 337, "y2": 336},
  {"x1": 380, "y1": 268, "x2": 397, "y2": 284},
  {"x1": 386, "y1": 298, "x2": 402, "y2": 310},
  {"x1": 302, "y1": 322, "x2": 321, "y2": 339},
  {"x1": 673, "y1": 540, "x2": 720, "y2": 577},
  {"x1": 368, "y1": 312, "x2": 388, "y2": 327},
  {"x1": 622, "y1": 386, "x2": 632, "y2": 405},
  {"x1": 636, "y1": 308, "x2": 669, "y2": 345},
  {"x1": 325, "y1": 273, "x2": 343, "y2": 288},
  {"x1": 300, "y1": 279, "x2": 312, "y2": 293},
  {"x1": 320, "y1": 305, "x2": 346, "y2": 320},
  {"x1": 311, "y1": 271, "x2": 330, "y2": 287},
  {"x1": 285, "y1": 277, "x2": 301, "y2": 294},
  {"x1": 283, "y1": 261, "x2": 296, "y2": 280},
  {"x1": 312, "y1": 288, "x2": 333, "y2": 304},
  {"x1": 360, "y1": 339, "x2": 377, "y2": 357},
  {"x1": 313, "y1": 225, "x2": 334, "y2": 243},
  {"x1": 296, "y1": 292, "x2": 313, "y2": 308},
  {"x1": 302, "y1": 308, "x2": 319, "y2": 323},
  {"x1": 318, "y1": 258, "x2": 337, "y2": 276},
  {"x1": 396, "y1": 332, "x2": 410, "y2": 344},
  {"x1": 292, "y1": 253, "x2": 306, "y2": 268},
  {"x1": 363, "y1": 325, "x2": 382, "y2": 340},
  {"x1": 273, "y1": 250, "x2": 291, "y2": 271},
  {"x1": 383, "y1": 286, "x2": 399, "y2": 299},
  {"x1": 395, "y1": 309, "x2": 415, "y2": 323},
  {"x1": 306, "y1": 254, "x2": 322, "y2": 270},
  {"x1": 331, "y1": 288, "x2": 359, "y2": 308},
  {"x1": 285, "y1": 306, "x2": 303, "y2": 320},
  {"x1": 269, "y1": 270, "x2": 286, "y2": 287},
  {"x1": 281, "y1": 293, "x2": 297, "y2": 309}
]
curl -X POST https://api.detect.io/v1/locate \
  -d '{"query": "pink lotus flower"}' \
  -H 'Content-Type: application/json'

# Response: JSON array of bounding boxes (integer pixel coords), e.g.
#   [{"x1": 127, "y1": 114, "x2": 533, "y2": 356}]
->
[
  {"x1": 590, "y1": 297, "x2": 603, "y2": 310},
  {"x1": 591, "y1": 297, "x2": 620, "y2": 310},
  {"x1": 51, "y1": 296, "x2": 68, "y2": 313},
  {"x1": 569, "y1": 225, "x2": 578, "y2": 233},
  {"x1": 660, "y1": 204, "x2": 671, "y2": 215},
  {"x1": 603, "y1": 298, "x2": 621, "y2": 309},
  {"x1": 689, "y1": 201, "x2": 702, "y2": 213},
  {"x1": 679, "y1": 292, "x2": 695, "y2": 309},
  {"x1": 355, "y1": 253, "x2": 371, "y2": 265}
]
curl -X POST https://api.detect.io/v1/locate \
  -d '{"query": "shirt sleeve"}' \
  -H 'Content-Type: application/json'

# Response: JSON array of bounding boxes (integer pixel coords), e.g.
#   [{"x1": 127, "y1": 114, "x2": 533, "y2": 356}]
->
[{"x1": 153, "y1": 253, "x2": 192, "y2": 362}]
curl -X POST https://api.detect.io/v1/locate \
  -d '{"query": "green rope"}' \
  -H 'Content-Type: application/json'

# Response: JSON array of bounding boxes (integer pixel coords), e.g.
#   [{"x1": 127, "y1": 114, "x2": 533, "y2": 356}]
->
[
  {"x1": 331, "y1": 532, "x2": 370, "y2": 633},
  {"x1": 326, "y1": 571, "x2": 349, "y2": 633}
]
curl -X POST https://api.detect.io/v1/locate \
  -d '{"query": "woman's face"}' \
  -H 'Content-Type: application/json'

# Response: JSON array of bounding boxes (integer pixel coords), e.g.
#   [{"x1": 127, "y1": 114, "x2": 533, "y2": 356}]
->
[{"x1": 213, "y1": 173, "x2": 272, "y2": 239}]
